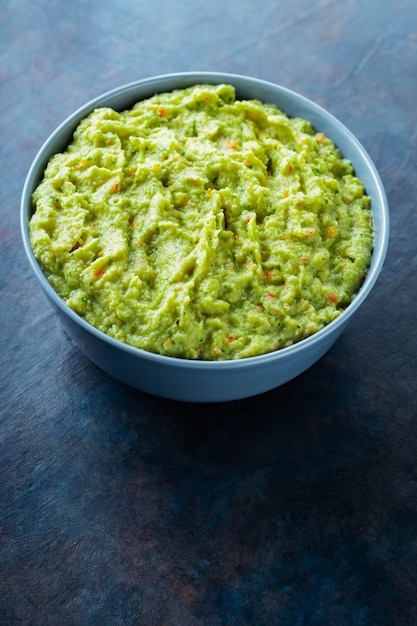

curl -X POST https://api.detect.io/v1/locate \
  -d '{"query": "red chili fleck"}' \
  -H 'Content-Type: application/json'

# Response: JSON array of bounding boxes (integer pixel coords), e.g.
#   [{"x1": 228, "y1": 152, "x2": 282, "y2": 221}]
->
[
  {"x1": 266, "y1": 292, "x2": 276, "y2": 298},
  {"x1": 112, "y1": 182, "x2": 119, "y2": 193},
  {"x1": 300, "y1": 257, "x2": 308, "y2": 263},
  {"x1": 265, "y1": 271, "x2": 272, "y2": 280},
  {"x1": 327, "y1": 293, "x2": 338, "y2": 303}
]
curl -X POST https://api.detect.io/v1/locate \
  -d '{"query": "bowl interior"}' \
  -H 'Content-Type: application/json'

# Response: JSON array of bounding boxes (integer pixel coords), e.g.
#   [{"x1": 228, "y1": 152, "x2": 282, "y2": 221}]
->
[{"x1": 21, "y1": 72, "x2": 389, "y2": 370}]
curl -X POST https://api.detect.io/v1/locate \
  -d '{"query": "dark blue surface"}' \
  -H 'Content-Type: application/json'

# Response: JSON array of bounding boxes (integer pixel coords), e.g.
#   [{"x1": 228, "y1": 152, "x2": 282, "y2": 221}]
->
[{"x1": 1, "y1": 0, "x2": 417, "y2": 624}]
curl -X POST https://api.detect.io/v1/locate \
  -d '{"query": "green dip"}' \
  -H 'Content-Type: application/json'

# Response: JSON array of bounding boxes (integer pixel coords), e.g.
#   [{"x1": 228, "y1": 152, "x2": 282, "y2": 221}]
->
[{"x1": 30, "y1": 84, "x2": 373, "y2": 360}]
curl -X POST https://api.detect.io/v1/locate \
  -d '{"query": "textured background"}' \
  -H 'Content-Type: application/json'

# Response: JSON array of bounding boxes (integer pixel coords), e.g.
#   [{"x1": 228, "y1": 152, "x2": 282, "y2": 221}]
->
[{"x1": 1, "y1": 0, "x2": 417, "y2": 624}]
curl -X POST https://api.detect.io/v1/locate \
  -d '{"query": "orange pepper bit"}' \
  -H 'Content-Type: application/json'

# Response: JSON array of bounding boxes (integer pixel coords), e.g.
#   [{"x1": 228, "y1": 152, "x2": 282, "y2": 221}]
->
[
  {"x1": 111, "y1": 182, "x2": 120, "y2": 193},
  {"x1": 327, "y1": 293, "x2": 338, "y2": 303},
  {"x1": 157, "y1": 106, "x2": 168, "y2": 117},
  {"x1": 75, "y1": 158, "x2": 89, "y2": 170},
  {"x1": 225, "y1": 140, "x2": 238, "y2": 150},
  {"x1": 326, "y1": 226, "x2": 339, "y2": 237}
]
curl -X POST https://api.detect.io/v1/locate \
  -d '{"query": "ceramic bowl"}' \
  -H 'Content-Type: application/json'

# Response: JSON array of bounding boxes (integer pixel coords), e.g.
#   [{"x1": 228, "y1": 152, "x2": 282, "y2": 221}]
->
[{"x1": 21, "y1": 72, "x2": 389, "y2": 402}]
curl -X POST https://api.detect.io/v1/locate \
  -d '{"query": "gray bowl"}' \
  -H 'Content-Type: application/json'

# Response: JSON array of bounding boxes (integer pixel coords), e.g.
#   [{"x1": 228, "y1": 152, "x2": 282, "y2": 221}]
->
[{"x1": 21, "y1": 72, "x2": 389, "y2": 402}]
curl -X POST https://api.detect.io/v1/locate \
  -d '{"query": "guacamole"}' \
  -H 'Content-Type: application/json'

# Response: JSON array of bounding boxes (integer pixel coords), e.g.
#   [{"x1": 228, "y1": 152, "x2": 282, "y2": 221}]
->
[{"x1": 30, "y1": 84, "x2": 373, "y2": 360}]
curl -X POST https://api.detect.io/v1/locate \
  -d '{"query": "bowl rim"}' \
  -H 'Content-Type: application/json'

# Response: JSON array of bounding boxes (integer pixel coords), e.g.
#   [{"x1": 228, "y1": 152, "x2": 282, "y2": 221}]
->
[{"x1": 21, "y1": 71, "x2": 390, "y2": 370}]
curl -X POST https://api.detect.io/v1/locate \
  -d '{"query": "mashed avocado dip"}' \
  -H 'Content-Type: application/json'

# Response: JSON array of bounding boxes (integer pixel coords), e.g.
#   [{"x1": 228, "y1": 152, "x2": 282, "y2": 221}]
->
[{"x1": 30, "y1": 84, "x2": 373, "y2": 360}]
